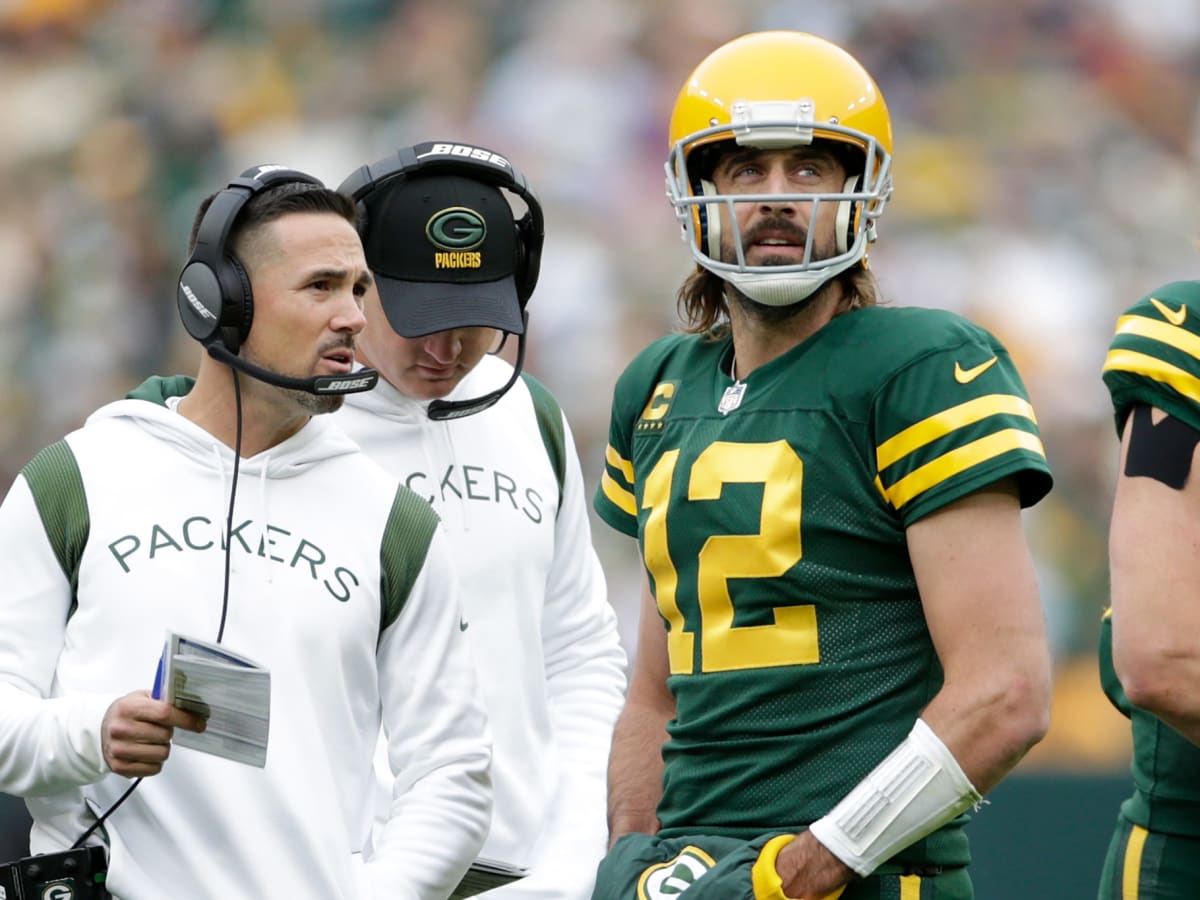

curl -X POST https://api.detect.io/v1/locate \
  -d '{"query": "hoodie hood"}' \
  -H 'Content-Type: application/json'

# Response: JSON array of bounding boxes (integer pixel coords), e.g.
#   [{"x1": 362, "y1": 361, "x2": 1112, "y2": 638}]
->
[{"x1": 102, "y1": 375, "x2": 362, "y2": 478}]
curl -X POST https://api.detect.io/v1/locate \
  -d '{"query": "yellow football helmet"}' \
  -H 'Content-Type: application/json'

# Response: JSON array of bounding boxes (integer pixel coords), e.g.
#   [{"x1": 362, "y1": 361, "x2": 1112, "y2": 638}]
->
[{"x1": 665, "y1": 31, "x2": 894, "y2": 305}]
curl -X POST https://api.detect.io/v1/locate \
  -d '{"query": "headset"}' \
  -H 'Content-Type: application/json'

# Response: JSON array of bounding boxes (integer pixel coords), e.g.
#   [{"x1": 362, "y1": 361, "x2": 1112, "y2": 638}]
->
[
  {"x1": 338, "y1": 142, "x2": 544, "y2": 420},
  {"x1": 177, "y1": 164, "x2": 378, "y2": 395}
]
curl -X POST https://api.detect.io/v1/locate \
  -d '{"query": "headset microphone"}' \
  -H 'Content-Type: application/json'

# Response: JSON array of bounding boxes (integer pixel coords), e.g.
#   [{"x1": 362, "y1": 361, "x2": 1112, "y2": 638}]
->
[
  {"x1": 205, "y1": 343, "x2": 379, "y2": 394},
  {"x1": 427, "y1": 314, "x2": 526, "y2": 421}
]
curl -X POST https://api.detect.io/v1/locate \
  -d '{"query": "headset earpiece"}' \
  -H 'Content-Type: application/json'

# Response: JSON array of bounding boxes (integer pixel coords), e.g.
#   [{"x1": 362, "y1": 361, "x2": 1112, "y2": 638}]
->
[
  {"x1": 513, "y1": 208, "x2": 543, "y2": 305},
  {"x1": 224, "y1": 255, "x2": 255, "y2": 349}
]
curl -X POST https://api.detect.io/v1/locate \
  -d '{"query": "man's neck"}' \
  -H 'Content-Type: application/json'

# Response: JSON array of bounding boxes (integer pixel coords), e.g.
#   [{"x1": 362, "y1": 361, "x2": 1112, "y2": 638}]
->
[
  {"x1": 727, "y1": 282, "x2": 851, "y2": 378},
  {"x1": 177, "y1": 366, "x2": 309, "y2": 457}
]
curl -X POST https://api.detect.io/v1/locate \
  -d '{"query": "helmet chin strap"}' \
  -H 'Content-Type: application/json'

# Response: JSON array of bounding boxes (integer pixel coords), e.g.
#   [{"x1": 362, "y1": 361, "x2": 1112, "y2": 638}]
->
[{"x1": 704, "y1": 251, "x2": 861, "y2": 306}]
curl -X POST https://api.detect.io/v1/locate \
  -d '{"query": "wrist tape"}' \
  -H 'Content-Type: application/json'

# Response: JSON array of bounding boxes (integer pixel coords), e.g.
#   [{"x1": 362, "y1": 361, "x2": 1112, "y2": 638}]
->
[{"x1": 808, "y1": 718, "x2": 980, "y2": 877}]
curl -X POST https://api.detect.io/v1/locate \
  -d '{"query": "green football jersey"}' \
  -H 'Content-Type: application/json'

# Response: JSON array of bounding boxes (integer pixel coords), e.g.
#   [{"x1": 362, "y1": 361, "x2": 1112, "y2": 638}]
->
[
  {"x1": 1100, "y1": 280, "x2": 1200, "y2": 837},
  {"x1": 594, "y1": 305, "x2": 1052, "y2": 869},
  {"x1": 1103, "y1": 280, "x2": 1200, "y2": 433}
]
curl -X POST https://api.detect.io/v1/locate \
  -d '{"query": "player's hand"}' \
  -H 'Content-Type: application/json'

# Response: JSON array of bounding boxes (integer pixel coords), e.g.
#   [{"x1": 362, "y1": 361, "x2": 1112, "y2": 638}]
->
[
  {"x1": 101, "y1": 689, "x2": 207, "y2": 778},
  {"x1": 775, "y1": 830, "x2": 854, "y2": 899}
]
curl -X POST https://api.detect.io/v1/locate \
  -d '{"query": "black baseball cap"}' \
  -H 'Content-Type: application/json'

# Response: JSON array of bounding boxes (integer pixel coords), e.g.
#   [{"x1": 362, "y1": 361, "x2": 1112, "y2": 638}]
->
[{"x1": 360, "y1": 173, "x2": 523, "y2": 337}]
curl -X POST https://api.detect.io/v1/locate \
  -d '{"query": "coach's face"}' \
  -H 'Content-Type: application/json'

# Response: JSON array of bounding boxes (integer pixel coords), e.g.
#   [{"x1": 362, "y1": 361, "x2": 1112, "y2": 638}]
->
[
  {"x1": 239, "y1": 212, "x2": 371, "y2": 415},
  {"x1": 358, "y1": 284, "x2": 496, "y2": 401}
]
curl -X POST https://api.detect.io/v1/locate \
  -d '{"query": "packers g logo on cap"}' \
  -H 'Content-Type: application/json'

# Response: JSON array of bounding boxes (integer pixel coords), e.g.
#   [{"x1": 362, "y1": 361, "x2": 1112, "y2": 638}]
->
[
  {"x1": 427, "y1": 207, "x2": 486, "y2": 271},
  {"x1": 426, "y1": 207, "x2": 486, "y2": 251},
  {"x1": 636, "y1": 846, "x2": 715, "y2": 899}
]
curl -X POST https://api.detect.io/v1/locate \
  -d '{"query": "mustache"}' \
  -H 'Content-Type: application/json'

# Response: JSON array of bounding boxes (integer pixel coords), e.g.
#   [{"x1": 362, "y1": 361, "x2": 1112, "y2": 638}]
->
[
  {"x1": 318, "y1": 336, "x2": 357, "y2": 356},
  {"x1": 742, "y1": 217, "x2": 809, "y2": 246}
]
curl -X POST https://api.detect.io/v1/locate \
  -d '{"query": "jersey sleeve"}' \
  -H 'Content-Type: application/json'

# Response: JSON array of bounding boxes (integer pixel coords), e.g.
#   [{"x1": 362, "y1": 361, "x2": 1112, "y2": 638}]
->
[
  {"x1": 593, "y1": 346, "x2": 662, "y2": 537},
  {"x1": 1102, "y1": 281, "x2": 1200, "y2": 434},
  {"x1": 871, "y1": 318, "x2": 1052, "y2": 526}
]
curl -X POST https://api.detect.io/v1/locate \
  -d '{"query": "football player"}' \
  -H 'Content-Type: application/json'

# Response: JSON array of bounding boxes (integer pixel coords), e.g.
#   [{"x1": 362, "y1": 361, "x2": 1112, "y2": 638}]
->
[
  {"x1": 591, "y1": 30, "x2": 1054, "y2": 899},
  {"x1": 1097, "y1": 280, "x2": 1200, "y2": 897}
]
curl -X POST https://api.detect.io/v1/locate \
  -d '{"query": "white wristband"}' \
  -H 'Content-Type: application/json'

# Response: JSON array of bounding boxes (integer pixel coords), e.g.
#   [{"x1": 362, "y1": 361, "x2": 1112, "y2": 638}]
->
[{"x1": 808, "y1": 718, "x2": 980, "y2": 877}]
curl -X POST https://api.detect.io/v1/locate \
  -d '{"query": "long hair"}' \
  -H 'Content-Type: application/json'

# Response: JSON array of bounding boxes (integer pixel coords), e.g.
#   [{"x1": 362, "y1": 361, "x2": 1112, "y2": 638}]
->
[{"x1": 676, "y1": 263, "x2": 883, "y2": 336}]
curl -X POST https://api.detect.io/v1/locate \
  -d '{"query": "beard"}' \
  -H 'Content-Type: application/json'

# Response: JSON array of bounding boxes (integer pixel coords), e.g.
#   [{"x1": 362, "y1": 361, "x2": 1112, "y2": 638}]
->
[
  {"x1": 719, "y1": 215, "x2": 840, "y2": 322},
  {"x1": 287, "y1": 389, "x2": 344, "y2": 416},
  {"x1": 240, "y1": 345, "x2": 346, "y2": 416}
]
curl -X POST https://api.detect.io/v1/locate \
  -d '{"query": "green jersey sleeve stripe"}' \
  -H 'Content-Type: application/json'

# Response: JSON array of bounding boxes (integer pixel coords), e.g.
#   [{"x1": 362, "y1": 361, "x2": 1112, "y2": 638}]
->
[
  {"x1": 379, "y1": 488, "x2": 440, "y2": 633},
  {"x1": 1104, "y1": 349, "x2": 1200, "y2": 404},
  {"x1": 880, "y1": 428, "x2": 1046, "y2": 509},
  {"x1": 600, "y1": 470, "x2": 637, "y2": 516},
  {"x1": 875, "y1": 394, "x2": 1039, "y2": 471},
  {"x1": 606, "y1": 444, "x2": 635, "y2": 485},
  {"x1": 1114, "y1": 313, "x2": 1200, "y2": 360},
  {"x1": 20, "y1": 440, "x2": 89, "y2": 609}
]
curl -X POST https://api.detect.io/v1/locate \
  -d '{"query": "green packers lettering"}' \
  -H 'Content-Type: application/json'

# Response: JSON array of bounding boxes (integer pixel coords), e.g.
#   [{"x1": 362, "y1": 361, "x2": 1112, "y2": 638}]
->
[
  {"x1": 107, "y1": 516, "x2": 360, "y2": 602},
  {"x1": 402, "y1": 463, "x2": 547, "y2": 524},
  {"x1": 642, "y1": 440, "x2": 818, "y2": 674}
]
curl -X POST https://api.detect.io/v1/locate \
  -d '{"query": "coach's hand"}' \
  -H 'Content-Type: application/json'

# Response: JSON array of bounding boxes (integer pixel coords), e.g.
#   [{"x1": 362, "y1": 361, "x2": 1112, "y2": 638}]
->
[{"x1": 101, "y1": 690, "x2": 206, "y2": 777}]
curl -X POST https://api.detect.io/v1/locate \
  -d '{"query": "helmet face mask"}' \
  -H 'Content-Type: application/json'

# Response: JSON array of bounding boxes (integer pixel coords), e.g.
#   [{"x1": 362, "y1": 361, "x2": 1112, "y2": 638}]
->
[{"x1": 664, "y1": 31, "x2": 894, "y2": 306}]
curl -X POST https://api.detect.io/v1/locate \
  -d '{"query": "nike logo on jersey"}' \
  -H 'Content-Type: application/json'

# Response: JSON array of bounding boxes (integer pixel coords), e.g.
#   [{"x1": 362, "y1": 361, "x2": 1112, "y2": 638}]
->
[
  {"x1": 954, "y1": 356, "x2": 998, "y2": 384},
  {"x1": 459, "y1": 618, "x2": 469, "y2": 632},
  {"x1": 1150, "y1": 297, "x2": 1187, "y2": 326}
]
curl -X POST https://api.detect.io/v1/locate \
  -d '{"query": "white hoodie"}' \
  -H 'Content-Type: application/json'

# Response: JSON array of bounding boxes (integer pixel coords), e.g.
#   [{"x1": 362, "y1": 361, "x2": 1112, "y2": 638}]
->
[
  {"x1": 0, "y1": 377, "x2": 491, "y2": 900},
  {"x1": 339, "y1": 356, "x2": 627, "y2": 900}
]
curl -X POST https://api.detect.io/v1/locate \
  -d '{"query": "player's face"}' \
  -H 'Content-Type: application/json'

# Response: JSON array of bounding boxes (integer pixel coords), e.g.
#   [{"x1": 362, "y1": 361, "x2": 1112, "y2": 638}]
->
[
  {"x1": 358, "y1": 285, "x2": 497, "y2": 400},
  {"x1": 240, "y1": 212, "x2": 371, "y2": 415},
  {"x1": 711, "y1": 146, "x2": 846, "y2": 267}
]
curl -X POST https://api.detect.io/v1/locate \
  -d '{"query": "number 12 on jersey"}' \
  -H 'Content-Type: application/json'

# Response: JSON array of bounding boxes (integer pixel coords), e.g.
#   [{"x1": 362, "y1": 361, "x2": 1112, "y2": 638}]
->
[{"x1": 641, "y1": 440, "x2": 820, "y2": 675}]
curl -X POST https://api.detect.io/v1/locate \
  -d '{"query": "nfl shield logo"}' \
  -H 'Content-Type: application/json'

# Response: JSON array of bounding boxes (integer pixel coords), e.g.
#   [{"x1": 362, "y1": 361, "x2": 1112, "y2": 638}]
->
[{"x1": 718, "y1": 382, "x2": 746, "y2": 415}]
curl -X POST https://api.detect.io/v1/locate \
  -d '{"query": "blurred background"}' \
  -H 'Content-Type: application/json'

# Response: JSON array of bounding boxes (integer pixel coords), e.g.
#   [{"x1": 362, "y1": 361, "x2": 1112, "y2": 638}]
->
[{"x1": 2, "y1": 0, "x2": 1197, "y2": 893}]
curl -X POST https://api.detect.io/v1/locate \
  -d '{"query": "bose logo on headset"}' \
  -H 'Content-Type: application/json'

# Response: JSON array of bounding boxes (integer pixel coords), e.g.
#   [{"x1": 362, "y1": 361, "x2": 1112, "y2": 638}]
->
[
  {"x1": 321, "y1": 376, "x2": 376, "y2": 392},
  {"x1": 180, "y1": 283, "x2": 217, "y2": 321},
  {"x1": 419, "y1": 143, "x2": 510, "y2": 169}
]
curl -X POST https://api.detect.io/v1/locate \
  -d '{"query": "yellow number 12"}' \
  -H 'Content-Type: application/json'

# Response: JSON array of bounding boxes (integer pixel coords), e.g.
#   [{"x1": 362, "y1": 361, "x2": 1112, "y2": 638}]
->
[{"x1": 642, "y1": 440, "x2": 820, "y2": 674}]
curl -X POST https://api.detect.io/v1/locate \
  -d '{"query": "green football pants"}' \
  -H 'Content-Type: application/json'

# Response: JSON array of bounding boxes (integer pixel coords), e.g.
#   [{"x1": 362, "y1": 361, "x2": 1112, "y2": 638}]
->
[
  {"x1": 592, "y1": 832, "x2": 973, "y2": 900},
  {"x1": 1098, "y1": 817, "x2": 1200, "y2": 899}
]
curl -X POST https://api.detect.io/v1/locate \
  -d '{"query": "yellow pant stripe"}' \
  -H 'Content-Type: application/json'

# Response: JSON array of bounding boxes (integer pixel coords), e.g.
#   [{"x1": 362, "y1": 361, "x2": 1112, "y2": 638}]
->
[
  {"x1": 1122, "y1": 824, "x2": 1149, "y2": 899},
  {"x1": 900, "y1": 874, "x2": 922, "y2": 900}
]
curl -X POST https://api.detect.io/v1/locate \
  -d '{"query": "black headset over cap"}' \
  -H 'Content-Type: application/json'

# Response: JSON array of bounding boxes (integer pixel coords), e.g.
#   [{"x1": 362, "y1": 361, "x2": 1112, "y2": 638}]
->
[{"x1": 338, "y1": 141, "x2": 545, "y2": 420}]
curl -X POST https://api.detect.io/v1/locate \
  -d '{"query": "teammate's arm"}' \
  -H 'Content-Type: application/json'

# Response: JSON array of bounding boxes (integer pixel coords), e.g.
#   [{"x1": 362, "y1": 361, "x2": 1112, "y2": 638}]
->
[
  {"x1": 605, "y1": 572, "x2": 672, "y2": 846},
  {"x1": 1109, "y1": 405, "x2": 1200, "y2": 745},
  {"x1": 776, "y1": 478, "x2": 1050, "y2": 896}
]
